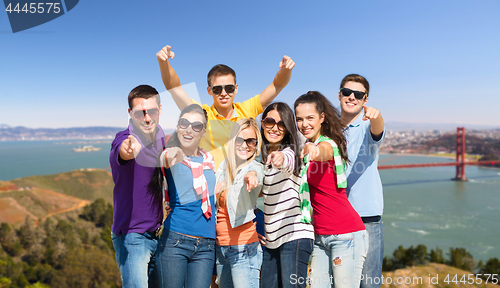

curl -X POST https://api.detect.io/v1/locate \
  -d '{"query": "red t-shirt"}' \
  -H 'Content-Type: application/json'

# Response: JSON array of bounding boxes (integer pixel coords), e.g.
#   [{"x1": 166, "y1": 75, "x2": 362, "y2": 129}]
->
[{"x1": 308, "y1": 160, "x2": 365, "y2": 235}]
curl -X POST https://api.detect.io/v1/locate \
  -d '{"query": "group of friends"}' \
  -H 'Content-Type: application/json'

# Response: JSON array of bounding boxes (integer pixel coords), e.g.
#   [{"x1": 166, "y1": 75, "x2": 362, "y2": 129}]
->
[{"x1": 109, "y1": 45, "x2": 385, "y2": 288}]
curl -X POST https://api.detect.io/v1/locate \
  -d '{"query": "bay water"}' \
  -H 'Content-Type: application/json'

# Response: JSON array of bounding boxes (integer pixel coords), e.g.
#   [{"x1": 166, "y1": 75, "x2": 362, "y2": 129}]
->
[{"x1": 0, "y1": 141, "x2": 498, "y2": 261}]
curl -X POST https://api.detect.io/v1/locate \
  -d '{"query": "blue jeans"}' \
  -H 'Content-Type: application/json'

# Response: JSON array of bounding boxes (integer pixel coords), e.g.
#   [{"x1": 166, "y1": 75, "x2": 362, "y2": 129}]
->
[
  {"x1": 360, "y1": 220, "x2": 384, "y2": 288},
  {"x1": 111, "y1": 231, "x2": 159, "y2": 288},
  {"x1": 156, "y1": 230, "x2": 216, "y2": 288},
  {"x1": 216, "y1": 241, "x2": 263, "y2": 288},
  {"x1": 309, "y1": 230, "x2": 368, "y2": 288},
  {"x1": 260, "y1": 238, "x2": 313, "y2": 288}
]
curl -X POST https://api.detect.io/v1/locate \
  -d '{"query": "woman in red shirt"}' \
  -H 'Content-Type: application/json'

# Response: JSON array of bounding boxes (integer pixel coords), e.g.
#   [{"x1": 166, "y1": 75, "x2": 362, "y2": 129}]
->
[{"x1": 294, "y1": 91, "x2": 368, "y2": 288}]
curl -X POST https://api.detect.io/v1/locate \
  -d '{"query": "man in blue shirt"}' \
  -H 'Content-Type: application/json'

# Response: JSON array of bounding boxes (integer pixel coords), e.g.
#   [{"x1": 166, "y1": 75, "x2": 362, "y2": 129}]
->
[{"x1": 338, "y1": 74, "x2": 385, "y2": 288}]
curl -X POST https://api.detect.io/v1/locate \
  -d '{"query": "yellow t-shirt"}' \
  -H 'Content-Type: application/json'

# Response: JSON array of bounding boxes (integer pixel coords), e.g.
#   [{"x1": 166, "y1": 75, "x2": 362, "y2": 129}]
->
[{"x1": 192, "y1": 95, "x2": 263, "y2": 169}]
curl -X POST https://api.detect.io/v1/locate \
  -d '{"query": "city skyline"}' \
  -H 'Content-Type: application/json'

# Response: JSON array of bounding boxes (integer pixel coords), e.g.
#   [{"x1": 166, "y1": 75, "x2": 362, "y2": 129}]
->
[{"x1": 1, "y1": 1, "x2": 499, "y2": 129}]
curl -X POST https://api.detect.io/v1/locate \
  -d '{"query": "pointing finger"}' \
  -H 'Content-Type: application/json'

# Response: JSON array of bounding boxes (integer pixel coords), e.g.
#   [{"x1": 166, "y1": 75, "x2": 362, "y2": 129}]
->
[{"x1": 266, "y1": 154, "x2": 273, "y2": 165}]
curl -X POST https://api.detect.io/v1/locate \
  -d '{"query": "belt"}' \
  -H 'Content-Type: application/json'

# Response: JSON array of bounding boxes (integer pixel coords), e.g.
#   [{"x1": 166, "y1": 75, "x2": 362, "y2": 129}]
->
[
  {"x1": 147, "y1": 225, "x2": 163, "y2": 238},
  {"x1": 361, "y1": 215, "x2": 381, "y2": 223}
]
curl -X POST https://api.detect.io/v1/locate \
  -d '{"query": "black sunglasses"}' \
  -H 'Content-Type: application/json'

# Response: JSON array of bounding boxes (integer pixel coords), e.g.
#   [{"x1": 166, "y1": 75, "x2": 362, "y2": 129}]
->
[
  {"x1": 262, "y1": 117, "x2": 286, "y2": 132},
  {"x1": 177, "y1": 118, "x2": 205, "y2": 132},
  {"x1": 132, "y1": 108, "x2": 160, "y2": 120},
  {"x1": 211, "y1": 84, "x2": 236, "y2": 95},
  {"x1": 340, "y1": 88, "x2": 367, "y2": 100},
  {"x1": 235, "y1": 137, "x2": 258, "y2": 147}
]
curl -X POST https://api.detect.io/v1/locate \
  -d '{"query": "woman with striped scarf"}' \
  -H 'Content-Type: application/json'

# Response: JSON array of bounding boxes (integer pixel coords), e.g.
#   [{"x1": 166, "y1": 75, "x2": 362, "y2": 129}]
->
[
  {"x1": 294, "y1": 91, "x2": 368, "y2": 288},
  {"x1": 150, "y1": 104, "x2": 217, "y2": 288}
]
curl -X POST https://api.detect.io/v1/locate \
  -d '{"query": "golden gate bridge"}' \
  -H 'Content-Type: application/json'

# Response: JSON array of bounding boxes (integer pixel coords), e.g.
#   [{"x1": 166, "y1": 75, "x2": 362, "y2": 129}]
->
[{"x1": 378, "y1": 127, "x2": 500, "y2": 181}]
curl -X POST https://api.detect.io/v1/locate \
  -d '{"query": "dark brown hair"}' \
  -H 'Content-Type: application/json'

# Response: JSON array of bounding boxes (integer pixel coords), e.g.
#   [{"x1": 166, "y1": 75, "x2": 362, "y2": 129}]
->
[
  {"x1": 207, "y1": 64, "x2": 236, "y2": 87},
  {"x1": 294, "y1": 91, "x2": 349, "y2": 164},
  {"x1": 260, "y1": 102, "x2": 302, "y2": 176},
  {"x1": 339, "y1": 74, "x2": 370, "y2": 97},
  {"x1": 128, "y1": 85, "x2": 161, "y2": 109}
]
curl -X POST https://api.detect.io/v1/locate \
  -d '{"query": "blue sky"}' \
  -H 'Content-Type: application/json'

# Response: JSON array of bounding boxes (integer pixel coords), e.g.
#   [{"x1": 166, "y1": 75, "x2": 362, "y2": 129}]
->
[{"x1": 1, "y1": 0, "x2": 499, "y2": 129}]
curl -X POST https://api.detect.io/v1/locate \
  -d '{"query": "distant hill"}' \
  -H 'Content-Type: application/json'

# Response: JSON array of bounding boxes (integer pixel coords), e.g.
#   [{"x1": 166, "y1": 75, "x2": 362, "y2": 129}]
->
[
  {"x1": 0, "y1": 126, "x2": 124, "y2": 141},
  {"x1": 0, "y1": 169, "x2": 113, "y2": 226},
  {"x1": 11, "y1": 169, "x2": 114, "y2": 203},
  {"x1": 0, "y1": 125, "x2": 176, "y2": 141},
  {"x1": 385, "y1": 121, "x2": 500, "y2": 132}
]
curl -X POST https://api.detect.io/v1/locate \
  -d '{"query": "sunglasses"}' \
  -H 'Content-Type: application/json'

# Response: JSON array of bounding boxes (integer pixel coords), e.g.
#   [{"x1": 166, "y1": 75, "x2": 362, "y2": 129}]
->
[
  {"x1": 132, "y1": 108, "x2": 160, "y2": 120},
  {"x1": 235, "y1": 137, "x2": 258, "y2": 147},
  {"x1": 262, "y1": 117, "x2": 286, "y2": 132},
  {"x1": 340, "y1": 88, "x2": 367, "y2": 100},
  {"x1": 211, "y1": 84, "x2": 236, "y2": 95},
  {"x1": 177, "y1": 118, "x2": 205, "y2": 132}
]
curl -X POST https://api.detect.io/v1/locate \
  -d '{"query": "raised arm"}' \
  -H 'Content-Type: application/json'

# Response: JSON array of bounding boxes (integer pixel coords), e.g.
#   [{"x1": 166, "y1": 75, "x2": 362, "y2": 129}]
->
[
  {"x1": 259, "y1": 55, "x2": 295, "y2": 108},
  {"x1": 156, "y1": 45, "x2": 192, "y2": 110}
]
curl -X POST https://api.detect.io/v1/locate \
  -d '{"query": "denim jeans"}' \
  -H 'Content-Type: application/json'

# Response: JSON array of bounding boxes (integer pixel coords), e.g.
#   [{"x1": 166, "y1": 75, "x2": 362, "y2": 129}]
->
[
  {"x1": 156, "y1": 230, "x2": 216, "y2": 288},
  {"x1": 360, "y1": 220, "x2": 384, "y2": 288},
  {"x1": 216, "y1": 241, "x2": 263, "y2": 288},
  {"x1": 260, "y1": 238, "x2": 313, "y2": 288},
  {"x1": 309, "y1": 230, "x2": 368, "y2": 288},
  {"x1": 111, "y1": 231, "x2": 159, "y2": 288}
]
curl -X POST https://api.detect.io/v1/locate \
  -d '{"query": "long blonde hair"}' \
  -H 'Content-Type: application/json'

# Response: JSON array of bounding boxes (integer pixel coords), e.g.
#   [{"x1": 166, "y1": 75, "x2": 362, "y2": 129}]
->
[{"x1": 223, "y1": 118, "x2": 262, "y2": 190}]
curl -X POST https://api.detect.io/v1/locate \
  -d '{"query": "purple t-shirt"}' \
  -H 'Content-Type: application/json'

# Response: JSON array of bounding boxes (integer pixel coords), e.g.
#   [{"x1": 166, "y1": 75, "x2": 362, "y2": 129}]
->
[{"x1": 110, "y1": 120, "x2": 165, "y2": 235}]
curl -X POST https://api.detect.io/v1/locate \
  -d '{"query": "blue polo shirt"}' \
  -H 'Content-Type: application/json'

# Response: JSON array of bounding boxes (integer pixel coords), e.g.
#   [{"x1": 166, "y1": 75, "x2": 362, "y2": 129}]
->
[
  {"x1": 110, "y1": 120, "x2": 165, "y2": 235},
  {"x1": 345, "y1": 114, "x2": 385, "y2": 217}
]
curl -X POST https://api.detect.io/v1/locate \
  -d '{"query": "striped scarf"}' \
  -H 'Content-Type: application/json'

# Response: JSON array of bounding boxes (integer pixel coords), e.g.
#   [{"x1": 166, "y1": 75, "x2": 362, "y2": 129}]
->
[
  {"x1": 161, "y1": 148, "x2": 215, "y2": 219},
  {"x1": 298, "y1": 135, "x2": 347, "y2": 223}
]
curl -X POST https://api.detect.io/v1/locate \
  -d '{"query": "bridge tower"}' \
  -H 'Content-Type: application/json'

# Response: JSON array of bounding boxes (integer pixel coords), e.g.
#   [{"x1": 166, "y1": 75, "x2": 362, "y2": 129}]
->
[{"x1": 452, "y1": 127, "x2": 466, "y2": 181}]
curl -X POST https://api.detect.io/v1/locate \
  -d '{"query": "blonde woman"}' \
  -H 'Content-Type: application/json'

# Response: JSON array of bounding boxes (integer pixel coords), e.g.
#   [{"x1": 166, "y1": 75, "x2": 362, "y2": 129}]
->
[{"x1": 215, "y1": 118, "x2": 265, "y2": 288}]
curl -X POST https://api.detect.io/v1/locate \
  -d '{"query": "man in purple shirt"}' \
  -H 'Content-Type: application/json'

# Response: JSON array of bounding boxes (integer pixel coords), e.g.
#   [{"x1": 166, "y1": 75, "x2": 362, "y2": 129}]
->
[{"x1": 110, "y1": 85, "x2": 165, "y2": 287}]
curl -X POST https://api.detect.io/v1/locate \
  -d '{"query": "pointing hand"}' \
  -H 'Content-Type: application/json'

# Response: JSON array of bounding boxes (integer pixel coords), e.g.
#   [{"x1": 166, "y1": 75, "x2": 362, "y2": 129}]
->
[
  {"x1": 266, "y1": 151, "x2": 285, "y2": 167},
  {"x1": 300, "y1": 142, "x2": 318, "y2": 160},
  {"x1": 279, "y1": 55, "x2": 295, "y2": 70},
  {"x1": 164, "y1": 147, "x2": 184, "y2": 168},
  {"x1": 362, "y1": 106, "x2": 380, "y2": 121},
  {"x1": 244, "y1": 171, "x2": 259, "y2": 192},
  {"x1": 156, "y1": 45, "x2": 175, "y2": 61},
  {"x1": 120, "y1": 135, "x2": 142, "y2": 160}
]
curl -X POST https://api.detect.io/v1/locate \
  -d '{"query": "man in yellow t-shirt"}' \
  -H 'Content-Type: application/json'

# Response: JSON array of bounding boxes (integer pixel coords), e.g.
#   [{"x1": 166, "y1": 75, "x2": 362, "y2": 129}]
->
[{"x1": 156, "y1": 45, "x2": 295, "y2": 169}]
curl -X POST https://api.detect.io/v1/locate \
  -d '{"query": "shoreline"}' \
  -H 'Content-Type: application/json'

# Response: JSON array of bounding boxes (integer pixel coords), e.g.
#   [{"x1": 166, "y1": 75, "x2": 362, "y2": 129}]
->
[
  {"x1": 380, "y1": 152, "x2": 456, "y2": 160},
  {"x1": 379, "y1": 152, "x2": 482, "y2": 161}
]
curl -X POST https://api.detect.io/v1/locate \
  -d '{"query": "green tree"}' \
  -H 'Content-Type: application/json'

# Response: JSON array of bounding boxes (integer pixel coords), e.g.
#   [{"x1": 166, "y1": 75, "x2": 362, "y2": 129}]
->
[
  {"x1": 392, "y1": 245, "x2": 407, "y2": 269},
  {"x1": 0, "y1": 223, "x2": 23, "y2": 257},
  {"x1": 413, "y1": 244, "x2": 428, "y2": 265},
  {"x1": 382, "y1": 256, "x2": 394, "y2": 271},
  {"x1": 478, "y1": 257, "x2": 500, "y2": 276},
  {"x1": 447, "y1": 247, "x2": 475, "y2": 272},
  {"x1": 26, "y1": 282, "x2": 52, "y2": 288},
  {"x1": 0, "y1": 277, "x2": 12, "y2": 288},
  {"x1": 428, "y1": 246, "x2": 445, "y2": 263},
  {"x1": 81, "y1": 198, "x2": 110, "y2": 225},
  {"x1": 50, "y1": 247, "x2": 120, "y2": 288},
  {"x1": 18, "y1": 217, "x2": 37, "y2": 249}
]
